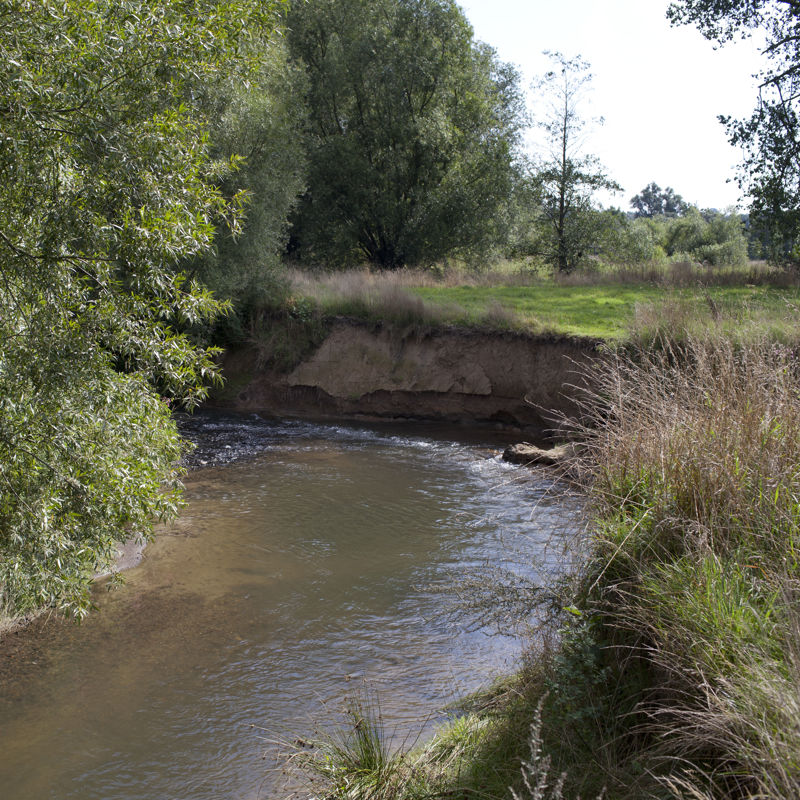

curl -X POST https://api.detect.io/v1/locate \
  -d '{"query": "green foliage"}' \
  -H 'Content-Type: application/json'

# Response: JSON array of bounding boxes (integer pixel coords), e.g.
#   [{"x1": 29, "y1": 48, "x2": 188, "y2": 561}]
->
[
  {"x1": 593, "y1": 210, "x2": 665, "y2": 266},
  {"x1": 630, "y1": 182, "x2": 688, "y2": 218},
  {"x1": 286, "y1": 0, "x2": 525, "y2": 269},
  {"x1": 598, "y1": 208, "x2": 749, "y2": 268},
  {"x1": 663, "y1": 207, "x2": 748, "y2": 265},
  {"x1": 0, "y1": 0, "x2": 283, "y2": 615},
  {"x1": 190, "y1": 34, "x2": 307, "y2": 310},
  {"x1": 668, "y1": 0, "x2": 800, "y2": 262}
]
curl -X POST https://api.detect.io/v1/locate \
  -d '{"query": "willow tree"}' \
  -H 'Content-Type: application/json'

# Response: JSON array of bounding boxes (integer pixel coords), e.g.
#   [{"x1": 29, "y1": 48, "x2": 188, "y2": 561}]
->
[
  {"x1": 190, "y1": 37, "x2": 307, "y2": 312},
  {"x1": 0, "y1": 0, "x2": 283, "y2": 616},
  {"x1": 287, "y1": 0, "x2": 524, "y2": 269}
]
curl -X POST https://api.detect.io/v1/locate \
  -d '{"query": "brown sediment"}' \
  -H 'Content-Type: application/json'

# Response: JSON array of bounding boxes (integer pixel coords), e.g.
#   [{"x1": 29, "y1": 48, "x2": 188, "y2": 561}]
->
[
  {"x1": 210, "y1": 320, "x2": 600, "y2": 439},
  {"x1": 0, "y1": 536, "x2": 146, "y2": 640}
]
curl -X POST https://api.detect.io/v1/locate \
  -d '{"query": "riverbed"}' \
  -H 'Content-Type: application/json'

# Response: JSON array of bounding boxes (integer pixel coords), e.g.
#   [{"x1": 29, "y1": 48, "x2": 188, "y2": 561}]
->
[{"x1": 0, "y1": 413, "x2": 582, "y2": 800}]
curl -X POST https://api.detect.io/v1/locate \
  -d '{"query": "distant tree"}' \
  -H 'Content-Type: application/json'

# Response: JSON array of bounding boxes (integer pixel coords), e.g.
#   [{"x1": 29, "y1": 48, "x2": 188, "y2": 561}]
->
[
  {"x1": 594, "y1": 209, "x2": 665, "y2": 265},
  {"x1": 662, "y1": 207, "x2": 748, "y2": 265},
  {"x1": 588, "y1": 206, "x2": 747, "y2": 267},
  {"x1": 630, "y1": 182, "x2": 689, "y2": 217},
  {"x1": 668, "y1": 0, "x2": 800, "y2": 260},
  {"x1": 531, "y1": 53, "x2": 620, "y2": 272},
  {"x1": 286, "y1": 0, "x2": 524, "y2": 269}
]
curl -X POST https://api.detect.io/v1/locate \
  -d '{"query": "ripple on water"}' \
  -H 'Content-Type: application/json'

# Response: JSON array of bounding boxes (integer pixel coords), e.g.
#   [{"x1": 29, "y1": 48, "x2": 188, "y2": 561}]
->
[{"x1": 0, "y1": 413, "x2": 584, "y2": 800}]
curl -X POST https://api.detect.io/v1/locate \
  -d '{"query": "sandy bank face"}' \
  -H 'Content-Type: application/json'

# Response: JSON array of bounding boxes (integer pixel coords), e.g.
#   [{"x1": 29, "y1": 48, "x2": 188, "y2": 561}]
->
[{"x1": 216, "y1": 322, "x2": 599, "y2": 435}]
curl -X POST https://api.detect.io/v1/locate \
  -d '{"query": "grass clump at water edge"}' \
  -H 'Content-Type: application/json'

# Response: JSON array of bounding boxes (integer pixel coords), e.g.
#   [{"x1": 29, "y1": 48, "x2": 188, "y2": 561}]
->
[
  {"x1": 285, "y1": 674, "x2": 589, "y2": 800},
  {"x1": 543, "y1": 336, "x2": 800, "y2": 797}
]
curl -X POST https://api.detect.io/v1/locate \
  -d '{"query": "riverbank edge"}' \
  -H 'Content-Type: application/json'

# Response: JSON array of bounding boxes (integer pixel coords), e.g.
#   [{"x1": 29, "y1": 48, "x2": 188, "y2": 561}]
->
[
  {"x1": 0, "y1": 536, "x2": 149, "y2": 638},
  {"x1": 1, "y1": 311, "x2": 591, "y2": 637},
  {"x1": 0, "y1": 318, "x2": 602, "y2": 792},
  {"x1": 206, "y1": 319, "x2": 602, "y2": 441}
]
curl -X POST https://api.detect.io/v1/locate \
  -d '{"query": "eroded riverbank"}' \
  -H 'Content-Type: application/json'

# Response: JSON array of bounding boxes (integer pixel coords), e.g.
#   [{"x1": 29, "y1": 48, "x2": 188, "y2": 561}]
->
[{"x1": 211, "y1": 322, "x2": 599, "y2": 437}]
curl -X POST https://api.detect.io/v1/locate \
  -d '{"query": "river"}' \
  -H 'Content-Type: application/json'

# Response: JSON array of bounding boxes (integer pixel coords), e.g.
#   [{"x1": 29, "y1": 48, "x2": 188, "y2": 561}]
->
[{"x1": 0, "y1": 413, "x2": 582, "y2": 800}]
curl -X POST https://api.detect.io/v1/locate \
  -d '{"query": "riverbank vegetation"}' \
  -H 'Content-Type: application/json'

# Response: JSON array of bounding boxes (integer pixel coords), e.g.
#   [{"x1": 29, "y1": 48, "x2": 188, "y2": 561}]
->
[
  {"x1": 289, "y1": 332, "x2": 800, "y2": 799},
  {"x1": 0, "y1": 0, "x2": 291, "y2": 618}
]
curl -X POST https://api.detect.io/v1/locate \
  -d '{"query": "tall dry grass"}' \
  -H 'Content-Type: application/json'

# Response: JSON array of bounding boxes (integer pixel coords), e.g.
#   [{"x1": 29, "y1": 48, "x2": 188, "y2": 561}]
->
[
  {"x1": 559, "y1": 337, "x2": 800, "y2": 797},
  {"x1": 288, "y1": 260, "x2": 800, "y2": 296},
  {"x1": 629, "y1": 293, "x2": 800, "y2": 348},
  {"x1": 285, "y1": 266, "x2": 529, "y2": 330},
  {"x1": 552, "y1": 259, "x2": 799, "y2": 288},
  {"x1": 287, "y1": 266, "x2": 465, "y2": 327}
]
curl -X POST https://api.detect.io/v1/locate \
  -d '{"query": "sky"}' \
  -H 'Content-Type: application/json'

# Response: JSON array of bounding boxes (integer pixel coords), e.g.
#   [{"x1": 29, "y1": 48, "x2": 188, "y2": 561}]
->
[{"x1": 457, "y1": 0, "x2": 765, "y2": 211}]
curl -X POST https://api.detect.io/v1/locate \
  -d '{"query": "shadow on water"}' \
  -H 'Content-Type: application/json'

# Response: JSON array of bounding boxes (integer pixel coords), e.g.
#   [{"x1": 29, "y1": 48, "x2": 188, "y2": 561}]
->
[{"x1": 0, "y1": 413, "x2": 583, "y2": 800}]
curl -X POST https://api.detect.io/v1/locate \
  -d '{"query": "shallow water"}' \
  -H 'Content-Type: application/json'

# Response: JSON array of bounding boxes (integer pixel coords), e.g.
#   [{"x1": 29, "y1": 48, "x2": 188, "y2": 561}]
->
[{"x1": 0, "y1": 414, "x2": 581, "y2": 800}]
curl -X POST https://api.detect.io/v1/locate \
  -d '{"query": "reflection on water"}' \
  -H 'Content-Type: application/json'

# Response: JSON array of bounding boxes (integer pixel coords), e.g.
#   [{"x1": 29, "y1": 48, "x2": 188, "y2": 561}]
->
[{"x1": 0, "y1": 414, "x2": 581, "y2": 800}]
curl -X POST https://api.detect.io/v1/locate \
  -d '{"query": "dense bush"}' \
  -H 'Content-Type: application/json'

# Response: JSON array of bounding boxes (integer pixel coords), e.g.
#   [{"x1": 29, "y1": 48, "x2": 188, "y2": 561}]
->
[
  {"x1": 189, "y1": 35, "x2": 306, "y2": 311},
  {"x1": 595, "y1": 208, "x2": 748, "y2": 268}
]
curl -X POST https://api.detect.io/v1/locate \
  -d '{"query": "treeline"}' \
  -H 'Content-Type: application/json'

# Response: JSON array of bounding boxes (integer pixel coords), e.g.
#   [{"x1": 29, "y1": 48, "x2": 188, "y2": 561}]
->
[
  {"x1": 196, "y1": 0, "x2": 526, "y2": 308},
  {"x1": 188, "y1": 2, "x2": 755, "y2": 315}
]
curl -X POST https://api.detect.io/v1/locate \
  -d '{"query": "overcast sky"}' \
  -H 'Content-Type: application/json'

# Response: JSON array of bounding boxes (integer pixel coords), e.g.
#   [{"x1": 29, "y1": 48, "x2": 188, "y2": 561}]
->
[{"x1": 457, "y1": 0, "x2": 764, "y2": 211}]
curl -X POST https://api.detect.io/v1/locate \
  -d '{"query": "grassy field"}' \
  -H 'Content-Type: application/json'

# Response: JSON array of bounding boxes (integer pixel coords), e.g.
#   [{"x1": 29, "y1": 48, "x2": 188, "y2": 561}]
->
[
  {"x1": 286, "y1": 262, "x2": 800, "y2": 342},
  {"x1": 411, "y1": 284, "x2": 800, "y2": 339}
]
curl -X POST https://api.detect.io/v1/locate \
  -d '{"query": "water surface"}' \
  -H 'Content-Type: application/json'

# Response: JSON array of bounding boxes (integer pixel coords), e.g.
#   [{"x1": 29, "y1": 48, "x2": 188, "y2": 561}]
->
[{"x1": 0, "y1": 414, "x2": 580, "y2": 800}]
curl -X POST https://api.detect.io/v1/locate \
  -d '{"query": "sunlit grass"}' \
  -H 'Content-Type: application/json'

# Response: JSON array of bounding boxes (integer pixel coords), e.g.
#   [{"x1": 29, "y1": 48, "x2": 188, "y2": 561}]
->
[
  {"x1": 287, "y1": 264, "x2": 800, "y2": 341},
  {"x1": 410, "y1": 284, "x2": 651, "y2": 338}
]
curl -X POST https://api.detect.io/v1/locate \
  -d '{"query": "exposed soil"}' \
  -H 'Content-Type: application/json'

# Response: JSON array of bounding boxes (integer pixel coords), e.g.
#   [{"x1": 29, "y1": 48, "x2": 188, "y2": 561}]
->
[{"x1": 210, "y1": 320, "x2": 601, "y2": 439}]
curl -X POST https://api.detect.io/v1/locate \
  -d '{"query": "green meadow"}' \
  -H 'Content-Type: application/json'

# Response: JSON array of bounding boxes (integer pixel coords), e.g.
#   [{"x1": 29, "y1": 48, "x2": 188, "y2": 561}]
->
[
  {"x1": 411, "y1": 283, "x2": 800, "y2": 338},
  {"x1": 287, "y1": 264, "x2": 800, "y2": 343}
]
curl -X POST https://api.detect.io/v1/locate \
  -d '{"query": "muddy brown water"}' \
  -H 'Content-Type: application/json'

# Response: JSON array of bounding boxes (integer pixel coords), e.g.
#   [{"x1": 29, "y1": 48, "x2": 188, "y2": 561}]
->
[{"x1": 0, "y1": 414, "x2": 581, "y2": 800}]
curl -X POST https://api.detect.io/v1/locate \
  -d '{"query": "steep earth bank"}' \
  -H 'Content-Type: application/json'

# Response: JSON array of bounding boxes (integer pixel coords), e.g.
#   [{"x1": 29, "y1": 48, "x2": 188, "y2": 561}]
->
[{"x1": 210, "y1": 320, "x2": 600, "y2": 438}]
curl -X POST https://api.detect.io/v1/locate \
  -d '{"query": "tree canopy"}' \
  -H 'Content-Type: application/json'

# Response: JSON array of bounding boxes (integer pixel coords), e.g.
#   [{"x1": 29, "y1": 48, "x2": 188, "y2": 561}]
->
[
  {"x1": 0, "y1": 0, "x2": 284, "y2": 615},
  {"x1": 189, "y1": 36, "x2": 307, "y2": 314},
  {"x1": 630, "y1": 182, "x2": 689, "y2": 218},
  {"x1": 669, "y1": 0, "x2": 800, "y2": 258},
  {"x1": 286, "y1": 0, "x2": 525, "y2": 269}
]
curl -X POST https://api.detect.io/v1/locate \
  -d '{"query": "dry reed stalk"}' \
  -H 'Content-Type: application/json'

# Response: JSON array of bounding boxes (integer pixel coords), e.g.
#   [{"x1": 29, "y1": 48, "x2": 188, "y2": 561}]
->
[{"x1": 564, "y1": 336, "x2": 800, "y2": 797}]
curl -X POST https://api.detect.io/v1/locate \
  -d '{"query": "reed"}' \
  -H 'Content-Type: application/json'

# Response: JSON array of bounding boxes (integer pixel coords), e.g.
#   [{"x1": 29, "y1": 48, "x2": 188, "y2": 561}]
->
[{"x1": 549, "y1": 335, "x2": 800, "y2": 797}]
